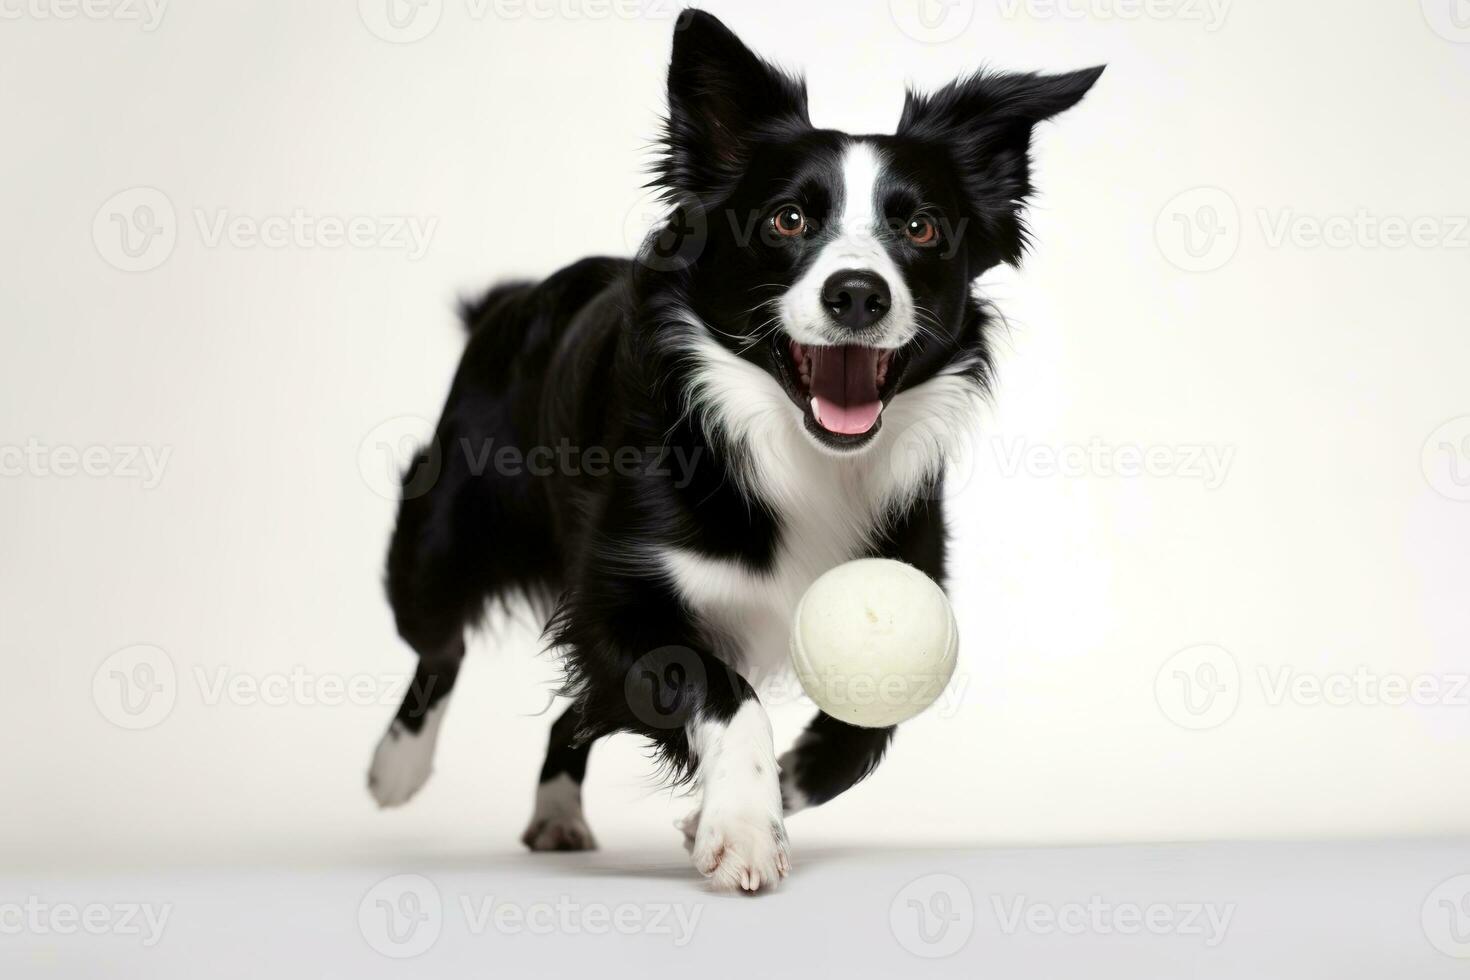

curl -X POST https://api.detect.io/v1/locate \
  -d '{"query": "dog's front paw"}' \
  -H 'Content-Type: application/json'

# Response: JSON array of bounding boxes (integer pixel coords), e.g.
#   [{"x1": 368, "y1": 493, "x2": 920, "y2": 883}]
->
[{"x1": 690, "y1": 810, "x2": 790, "y2": 892}]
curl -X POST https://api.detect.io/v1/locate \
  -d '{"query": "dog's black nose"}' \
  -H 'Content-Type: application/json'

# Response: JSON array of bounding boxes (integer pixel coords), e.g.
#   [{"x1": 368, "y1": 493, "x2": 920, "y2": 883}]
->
[{"x1": 821, "y1": 270, "x2": 891, "y2": 331}]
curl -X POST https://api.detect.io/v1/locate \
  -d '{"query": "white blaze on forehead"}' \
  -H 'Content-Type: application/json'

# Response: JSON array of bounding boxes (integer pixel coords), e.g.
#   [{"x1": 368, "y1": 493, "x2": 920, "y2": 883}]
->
[
  {"x1": 836, "y1": 140, "x2": 884, "y2": 231},
  {"x1": 779, "y1": 141, "x2": 916, "y2": 349}
]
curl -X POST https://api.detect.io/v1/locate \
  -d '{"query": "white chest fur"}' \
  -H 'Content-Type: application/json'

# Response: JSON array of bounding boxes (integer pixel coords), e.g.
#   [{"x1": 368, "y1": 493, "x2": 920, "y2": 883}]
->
[
  {"x1": 658, "y1": 319, "x2": 982, "y2": 684},
  {"x1": 661, "y1": 458, "x2": 887, "y2": 683}
]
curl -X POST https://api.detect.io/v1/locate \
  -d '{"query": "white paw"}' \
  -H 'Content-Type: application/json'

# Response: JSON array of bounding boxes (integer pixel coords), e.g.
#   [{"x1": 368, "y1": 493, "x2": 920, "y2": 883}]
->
[
  {"x1": 690, "y1": 810, "x2": 790, "y2": 892},
  {"x1": 522, "y1": 773, "x2": 596, "y2": 851},
  {"x1": 367, "y1": 703, "x2": 446, "y2": 808},
  {"x1": 685, "y1": 701, "x2": 790, "y2": 892},
  {"x1": 522, "y1": 814, "x2": 598, "y2": 852}
]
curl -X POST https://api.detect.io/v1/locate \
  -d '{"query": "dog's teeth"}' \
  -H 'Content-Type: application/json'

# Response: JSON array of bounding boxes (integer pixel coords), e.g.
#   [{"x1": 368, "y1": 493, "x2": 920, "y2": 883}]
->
[{"x1": 876, "y1": 350, "x2": 892, "y2": 386}]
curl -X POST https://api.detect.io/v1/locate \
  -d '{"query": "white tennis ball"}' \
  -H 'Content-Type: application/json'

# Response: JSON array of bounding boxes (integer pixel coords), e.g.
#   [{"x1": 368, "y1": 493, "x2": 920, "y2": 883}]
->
[{"x1": 790, "y1": 559, "x2": 959, "y2": 728}]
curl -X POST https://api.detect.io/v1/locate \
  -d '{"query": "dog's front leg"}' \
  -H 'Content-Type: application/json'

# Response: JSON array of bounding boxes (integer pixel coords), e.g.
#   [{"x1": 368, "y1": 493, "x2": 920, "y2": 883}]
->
[
  {"x1": 558, "y1": 623, "x2": 789, "y2": 892},
  {"x1": 682, "y1": 693, "x2": 789, "y2": 891},
  {"x1": 778, "y1": 711, "x2": 895, "y2": 814}
]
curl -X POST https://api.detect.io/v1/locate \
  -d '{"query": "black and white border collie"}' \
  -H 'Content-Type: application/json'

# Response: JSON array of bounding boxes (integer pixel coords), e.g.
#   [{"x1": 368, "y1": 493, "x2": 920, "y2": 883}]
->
[{"x1": 368, "y1": 10, "x2": 1100, "y2": 892}]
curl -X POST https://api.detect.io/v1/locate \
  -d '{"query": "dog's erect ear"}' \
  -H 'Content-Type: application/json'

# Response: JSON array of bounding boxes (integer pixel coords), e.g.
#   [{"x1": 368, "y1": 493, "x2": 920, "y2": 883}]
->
[
  {"x1": 655, "y1": 10, "x2": 810, "y2": 201},
  {"x1": 898, "y1": 66, "x2": 1103, "y2": 267}
]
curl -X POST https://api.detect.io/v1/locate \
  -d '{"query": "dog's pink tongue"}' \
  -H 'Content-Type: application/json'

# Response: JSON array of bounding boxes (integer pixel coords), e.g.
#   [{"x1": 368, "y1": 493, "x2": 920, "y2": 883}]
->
[{"x1": 809, "y1": 345, "x2": 882, "y2": 435}]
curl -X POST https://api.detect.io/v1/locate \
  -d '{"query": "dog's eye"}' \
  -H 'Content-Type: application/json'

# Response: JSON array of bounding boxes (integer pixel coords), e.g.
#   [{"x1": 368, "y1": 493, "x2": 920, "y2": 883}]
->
[
  {"x1": 771, "y1": 205, "x2": 806, "y2": 238},
  {"x1": 906, "y1": 215, "x2": 938, "y2": 246}
]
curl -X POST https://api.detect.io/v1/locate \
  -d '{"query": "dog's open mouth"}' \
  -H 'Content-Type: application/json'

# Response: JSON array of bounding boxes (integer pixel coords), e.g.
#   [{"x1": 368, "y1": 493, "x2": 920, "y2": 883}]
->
[{"x1": 787, "y1": 340, "x2": 897, "y2": 443}]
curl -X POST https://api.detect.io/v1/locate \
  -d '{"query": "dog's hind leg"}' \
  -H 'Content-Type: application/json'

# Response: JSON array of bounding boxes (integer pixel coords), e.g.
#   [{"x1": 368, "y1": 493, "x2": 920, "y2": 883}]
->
[
  {"x1": 367, "y1": 438, "x2": 482, "y2": 808},
  {"x1": 368, "y1": 635, "x2": 464, "y2": 808},
  {"x1": 367, "y1": 369, "x2": 555, "y2": 804},
  {"x1": 521, "y1": 704, "x2": 597, "y2": 851}
]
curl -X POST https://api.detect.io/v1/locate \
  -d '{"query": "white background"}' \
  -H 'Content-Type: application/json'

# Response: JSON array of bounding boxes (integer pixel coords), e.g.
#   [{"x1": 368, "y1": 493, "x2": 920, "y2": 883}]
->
[{"x1": 3, "y1": 0, "x2": 1470, "y2": 884}]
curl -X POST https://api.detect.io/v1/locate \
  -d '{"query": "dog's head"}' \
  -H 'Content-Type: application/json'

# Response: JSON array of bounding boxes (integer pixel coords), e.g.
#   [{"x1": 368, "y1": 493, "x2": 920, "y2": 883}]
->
[{"x1": 645, "y1": 11, "x2": 1101, "y2": 456}]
